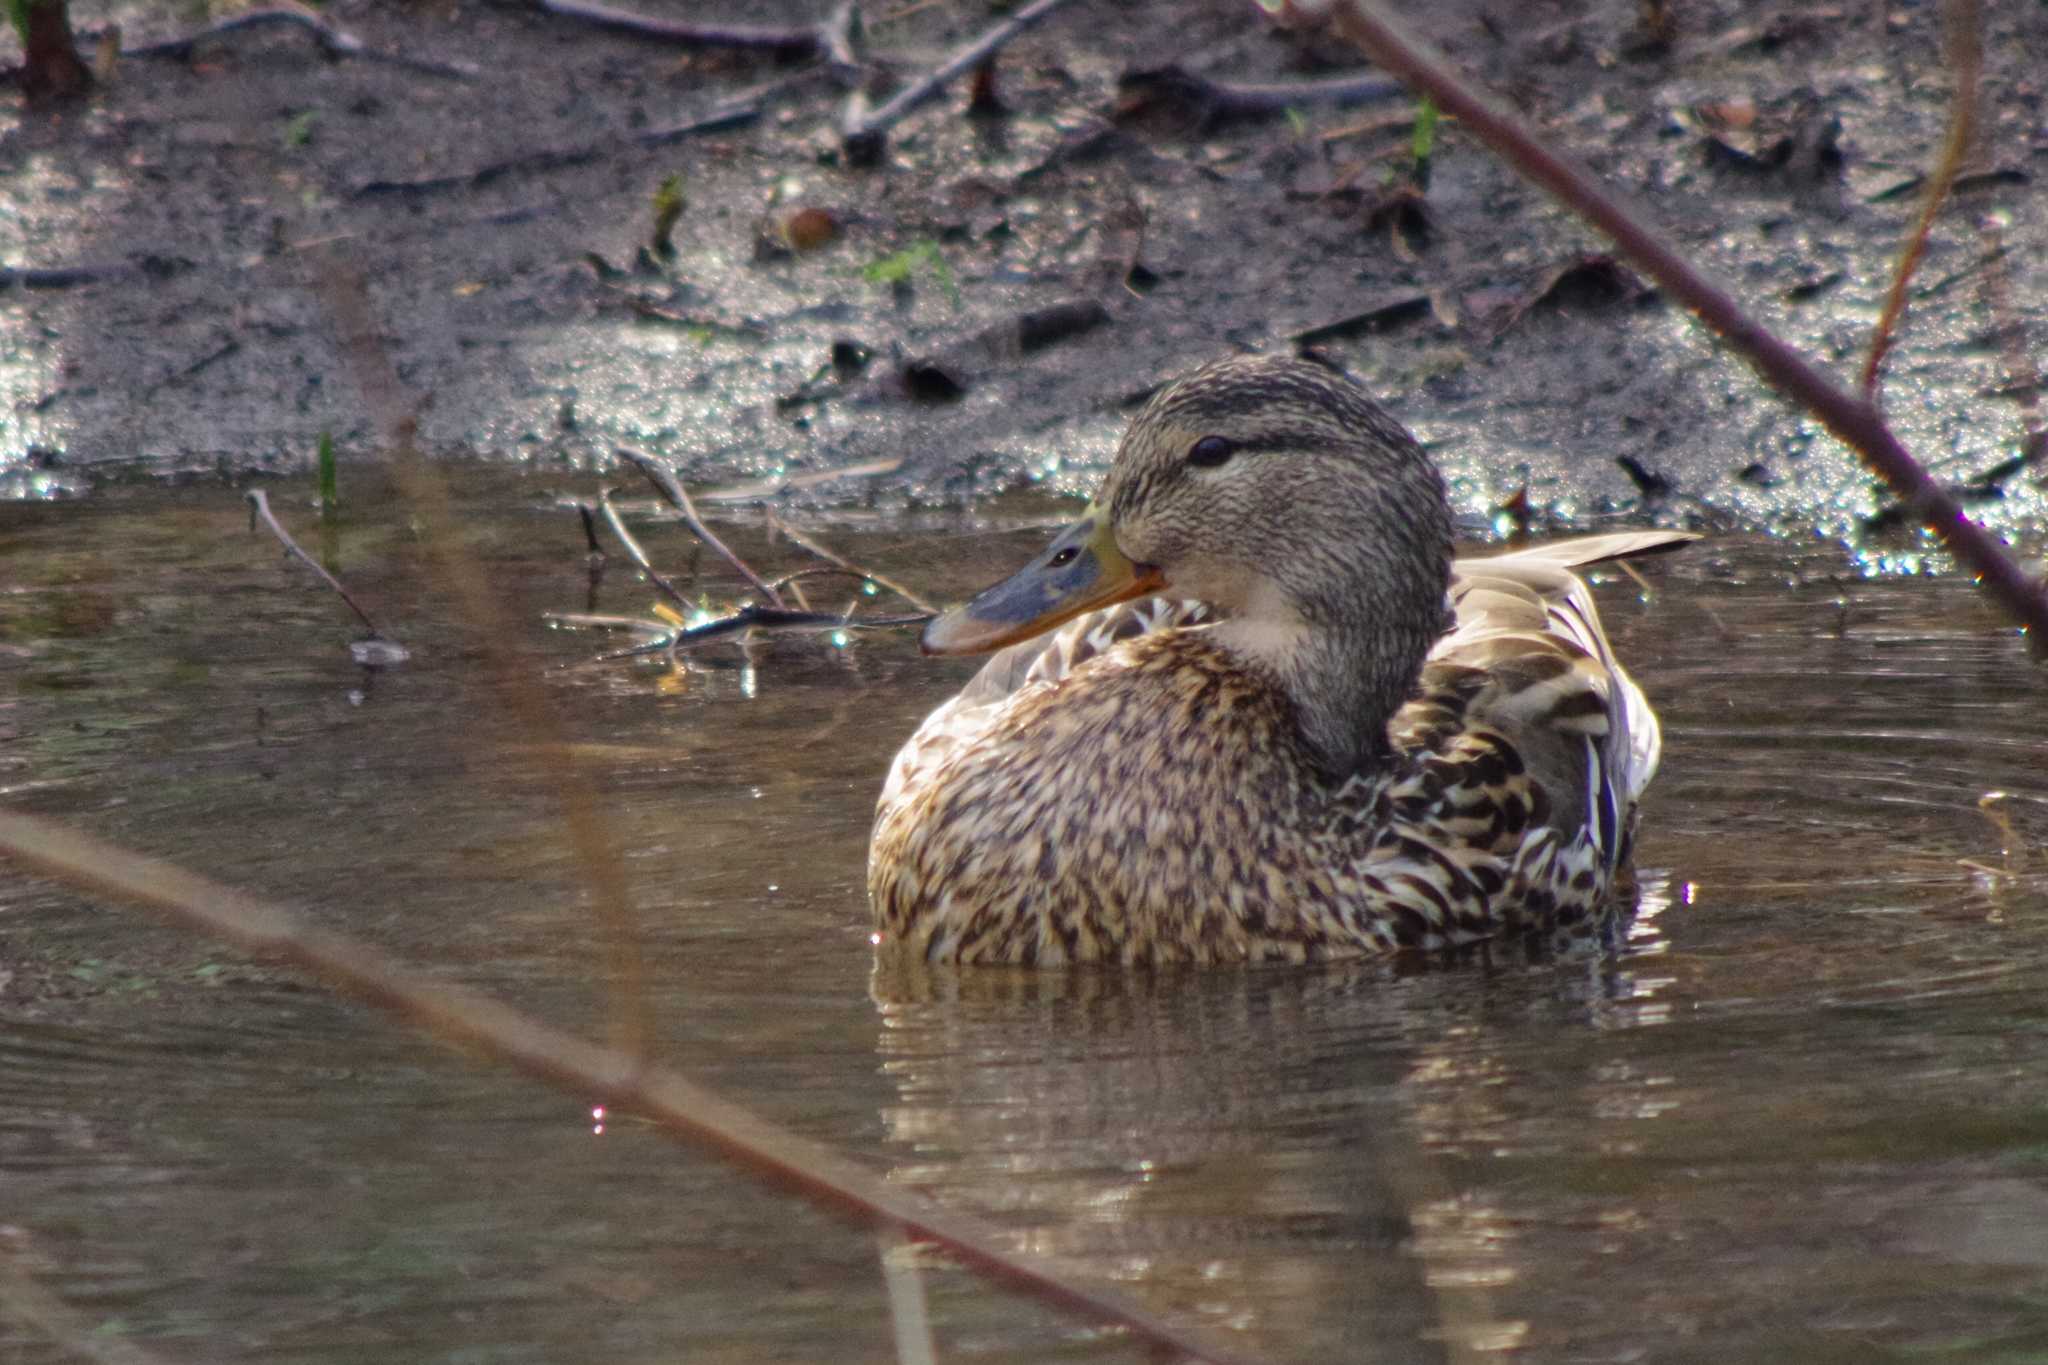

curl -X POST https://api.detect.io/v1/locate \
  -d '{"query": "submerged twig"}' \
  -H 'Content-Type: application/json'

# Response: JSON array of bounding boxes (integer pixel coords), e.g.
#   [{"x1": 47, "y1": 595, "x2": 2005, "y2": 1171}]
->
[
  {"x1": 556, "y1": 603, "x2": 929, "y2": 663},
  {"x1": 841, "y1": 0, "x2": 1076, "y2": 162},
  {"x1": 819, "y1": 0, "x2": 864, "y2": 86},
  {"x1": 1303, "y1": 0, "x2": 2048, "y2": 646},
  {"x1": 766, "y1": 509, "x2": 937, "y2": 614},
  {"x1": 0, "y1": 813, "x2": 1269, "y2": 1365},
  {"x1": 879, "y1": 1227, "x2": 939, "y2": 1365},
  {"x1": 1862, "y1": 0, "x2": 1980, "y2": 398},
  {"x1": 246, "y1": 489, "x2": 396, "y2": 645},
  {"x1": 596, "y1": 489, "x2": 694, "y2": 614},
  {"x1": 121, "y1": 2, "x2": 478, "y2": 79},
  {"x1": 614, "y1": 446, "x2": 785, "y2": 608}
]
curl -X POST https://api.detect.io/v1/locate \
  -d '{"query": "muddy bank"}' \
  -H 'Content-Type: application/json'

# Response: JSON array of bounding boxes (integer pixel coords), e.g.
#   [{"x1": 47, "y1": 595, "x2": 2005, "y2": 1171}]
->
[{"x1": 3, "y1": 0, "x2": 2045, "y2": 542}]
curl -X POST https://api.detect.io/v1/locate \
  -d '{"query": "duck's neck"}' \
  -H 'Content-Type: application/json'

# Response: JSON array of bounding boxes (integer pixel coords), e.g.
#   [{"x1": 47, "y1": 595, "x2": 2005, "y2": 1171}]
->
[{"x1": 1210, "y1": 574, "x2": 1449, "y2": 784}]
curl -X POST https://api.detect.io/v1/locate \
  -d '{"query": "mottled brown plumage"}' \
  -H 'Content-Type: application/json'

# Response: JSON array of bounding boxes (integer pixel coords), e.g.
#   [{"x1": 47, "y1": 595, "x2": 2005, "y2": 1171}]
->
[{"x1": 870, "y1": 356, "x2": 1691, "y2": 966}]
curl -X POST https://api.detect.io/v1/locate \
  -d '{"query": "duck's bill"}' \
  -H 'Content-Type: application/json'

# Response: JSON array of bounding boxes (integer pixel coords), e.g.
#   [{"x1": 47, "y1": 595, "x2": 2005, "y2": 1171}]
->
[{"x1": 921, "y1": 508, "x2": 1165, "y2": 656}]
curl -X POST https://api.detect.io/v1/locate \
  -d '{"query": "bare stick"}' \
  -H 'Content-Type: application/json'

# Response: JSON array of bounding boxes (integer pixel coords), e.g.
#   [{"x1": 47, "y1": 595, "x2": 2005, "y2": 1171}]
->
[
  {"x1": 0, "y1": 811, "x2": 1271, "y2": 1365},
  {"x1": 596, "y1": 489, "x2": 695, "y2": 613},
  {"x1": 615, "y1": 446, "x2": 785, "y2": 608},
  {"x1": 695, "y1": 456, "x2": 903, "y2": 502},
  {"x1": 300, "y1": 241, "x2": 651, "y2": 1066},
  {"x1": 246, "y1": 488, "x2": 392, "y2": 641},
  {"x1": 1862, "y1": 0, "x2": 1979, "y2": 397},
  {"x1": 766, "y1": 510, "x2": 937, "y2": 614},
  {"x1": 820, "y1": 0, "x2": 864, "y2": 86},
  {"x1": 535, "y1": 0, "x2": 822, "y2": 54},
  {"x1": 841, "y1": 0, "x2": 1076, "y2": 161},
  {"x1": 1117, "y1": 65, "x2": 1405, "y2": 122},
  {"x1": 0, "y1": 263, "x2": 135, "y2": 288},
  {"x1": 666, "y1": 603, "x2": 926, "y2": 649},
  {"x1": 1308, "y1": 0, "x2": 2048, "y2": 645},
  {"x1": 121, "y1": 2, "x2": 477, "y2": 79}
]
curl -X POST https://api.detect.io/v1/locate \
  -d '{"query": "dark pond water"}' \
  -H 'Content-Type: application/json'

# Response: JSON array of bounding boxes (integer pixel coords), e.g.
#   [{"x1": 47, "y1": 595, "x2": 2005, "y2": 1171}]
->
[{"x1": 2, "y1": 473, "x2": 2045, "y2": 1363}]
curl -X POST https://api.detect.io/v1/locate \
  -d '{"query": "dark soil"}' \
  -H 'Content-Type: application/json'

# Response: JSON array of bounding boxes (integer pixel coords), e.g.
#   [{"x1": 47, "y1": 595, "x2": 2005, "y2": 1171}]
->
[{"x1": 5, "y1": 0, "x2": 2045, "y2": 541}]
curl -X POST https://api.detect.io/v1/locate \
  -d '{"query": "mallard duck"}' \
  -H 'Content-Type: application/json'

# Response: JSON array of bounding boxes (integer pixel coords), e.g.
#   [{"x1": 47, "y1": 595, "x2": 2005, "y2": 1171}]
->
[{"x1": 869, "y1": 355, "x2": 1692, "y2": 966}]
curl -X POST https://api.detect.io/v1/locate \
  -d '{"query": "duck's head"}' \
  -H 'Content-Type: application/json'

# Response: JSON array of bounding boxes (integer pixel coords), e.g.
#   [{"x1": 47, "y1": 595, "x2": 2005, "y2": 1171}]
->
[{"x1": 925, "y1": 354, "x2": 1454, "y2": 775}]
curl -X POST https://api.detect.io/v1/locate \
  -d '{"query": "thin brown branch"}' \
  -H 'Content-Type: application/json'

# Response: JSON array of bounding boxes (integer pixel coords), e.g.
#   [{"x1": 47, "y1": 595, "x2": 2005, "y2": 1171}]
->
[
  {"x1": 1861, "y1": 0, "x2": 1980, "y2": 397},
  {"x1": 1116, "y1": 64, "x2": 1404, "y2": 123},
  {"x1": 765, "y1": 510, "x2": 937, "y2": 614},
  {"x1": 355, "y1": 103, "x2": 757, "y2": 199},
  {"x1": 820, "y1": 0, "x2": 863, "y2": 86},
  {"x1": 0, "y1": 811, "x2": 1271, "y2": 1365},
  {"x1": 535, "y1": 0, "x2": 823, "y2": 55},
  {"x1": 614, "y1": 446, "x2": 786, "y2": 608},
  {"x1": 593, "y1": 491, "x2": 688, "y2": 613},
  {"x1": 246, "y1": 487, "x2": 394, "y2": 643},
  {"x1": 1308, "y1": 0, "x2": 2048, "y2": 648},
  {"x1": 841, "y1": 0, "x2": 1077, "y2": 163},
  {"x1": 300, "y1": 241, "x2": 652, "y2": 1063},
  {"x1": 596, "y1": 489, "x2": 696, "y2": 614},
  {"x1": 121, "y1": 1, "x2": 477, "y2": 79}
]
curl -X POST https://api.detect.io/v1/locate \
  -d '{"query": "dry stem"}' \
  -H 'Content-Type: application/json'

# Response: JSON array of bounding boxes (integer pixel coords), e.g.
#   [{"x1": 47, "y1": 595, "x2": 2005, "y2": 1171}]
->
[
  {"x1": 1861, "y1": 0, "x2": 1980, "y2": 398},
  {"x1": 0, "y1": 811, "x2": 1269, "y2": 1365},
  {"x1": 1309, "y1": 0, "x2": 2048, "y2": 647}
]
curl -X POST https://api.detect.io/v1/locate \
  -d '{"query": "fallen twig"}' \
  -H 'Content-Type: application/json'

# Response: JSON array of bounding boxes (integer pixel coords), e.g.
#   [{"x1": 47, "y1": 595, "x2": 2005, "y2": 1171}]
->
[
  {"x1": 0, "y1": 812, "x2": 1267, "y2": 1365},
  {"x1": 536, "y1": 0, "x2": 831, "y2": 57},
  {"x1": 1862, "y1": 0, "x2": 1979, "y2": 398},
  {"x1": 841, "y1": 0, "x2": 1076, "y2": 163},
  {"x1": 246, "y1": 488, "x2": 402, "y2": 650},
  {"x1": 614, "y1": 446, "x2": 785, "y2": 608},
  {"x1": 1301, "y1": 0, "x2": 2048, "y2": 646},
  {"x1": 819, "y1": 0, "x2": 864, "y2": 86},
  {"x1": 765, "y1": 510, "x2": 937, "y2": 614},
  {"x1": 146, "y1": 338, "x2": 239, "y2": 395},
  {"x1": 0, "y1": 263, "x2": 136, "y2": 289},
  {"x1": 355, "y1": 104, "x2": 757, "y2": 199},
  {"x1": 552, "y1": 588, "x2": 930, "y2": 662},
  {"x1": 1117, "y1": 64, "x2": 1404, "y2": 125},
  {"x1": 121, "y1": 1, "x2": 477, "y2": 79},
  {"x1": 596, "y1": 489, "x2": 695, "y2": 614}
]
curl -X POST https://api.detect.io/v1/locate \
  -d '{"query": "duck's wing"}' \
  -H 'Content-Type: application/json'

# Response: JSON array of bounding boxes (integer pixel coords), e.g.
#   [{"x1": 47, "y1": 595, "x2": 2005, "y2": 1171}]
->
[
  {"x1": 878, "y1": 596, "x2": 1212, "y2": 814},
  {"x1": 1404, "y1": 531, "x2": 1694, "y2": 879}
]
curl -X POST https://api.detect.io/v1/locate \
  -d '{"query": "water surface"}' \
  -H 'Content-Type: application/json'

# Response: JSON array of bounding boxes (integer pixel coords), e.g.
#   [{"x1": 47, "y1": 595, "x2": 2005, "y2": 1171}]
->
[{"x1": 2, "y1": 476, "x2": 2045, "y2": 1362}]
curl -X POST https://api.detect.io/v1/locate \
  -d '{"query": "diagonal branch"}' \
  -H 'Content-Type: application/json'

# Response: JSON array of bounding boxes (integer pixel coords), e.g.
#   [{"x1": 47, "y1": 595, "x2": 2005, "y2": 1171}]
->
[
  {"x1": 1862, "y1": 0, "x2": 1980, "y2": 398},
  {"x1": 1308, "y1": 0, "x2": 2048, "y2": 648},
  {"x1": 0, "y1": 811, "x2": 1270, "y2": 1365},
  {"x1": 615, "y1": 446, "x2": 785, "y2": 608},
  {"x1": 841, "y1": 0, "x2": 1076, "y2": 162}
]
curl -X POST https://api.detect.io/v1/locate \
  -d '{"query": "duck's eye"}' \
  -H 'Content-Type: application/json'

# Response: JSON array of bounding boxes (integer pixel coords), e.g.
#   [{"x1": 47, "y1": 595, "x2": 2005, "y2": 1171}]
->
[
  {"x1": 1186, "y1": 435, "x2": 1236, "y2": 468},
  {"x1": 1047, "y1": 546, "x2": 1079, "y2": 567}
]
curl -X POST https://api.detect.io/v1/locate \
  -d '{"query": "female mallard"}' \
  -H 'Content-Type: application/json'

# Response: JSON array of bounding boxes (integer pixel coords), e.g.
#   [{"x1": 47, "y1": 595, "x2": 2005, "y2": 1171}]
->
[{"x1": 870, "y1": 355, "x2": 1691, "y2": 966}]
